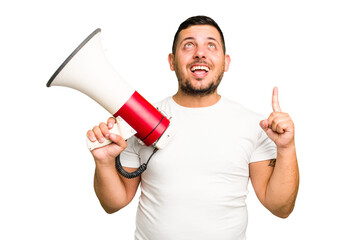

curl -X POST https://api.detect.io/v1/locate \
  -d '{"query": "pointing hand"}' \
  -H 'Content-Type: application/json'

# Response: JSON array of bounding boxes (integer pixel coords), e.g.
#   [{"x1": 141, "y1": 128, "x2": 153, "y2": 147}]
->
[{"x1": 260, "y1": 87, "x2": 295, "y2": 149}]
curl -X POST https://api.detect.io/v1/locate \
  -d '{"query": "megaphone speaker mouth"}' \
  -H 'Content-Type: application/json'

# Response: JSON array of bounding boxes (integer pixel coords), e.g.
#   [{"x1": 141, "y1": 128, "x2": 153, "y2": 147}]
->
[{"x1": 46, "y1": 28, "x2": 102, "y2": 88}]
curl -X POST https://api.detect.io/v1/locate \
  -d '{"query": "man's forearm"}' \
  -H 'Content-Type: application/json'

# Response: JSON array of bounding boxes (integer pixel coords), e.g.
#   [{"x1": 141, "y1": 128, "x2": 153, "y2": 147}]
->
[
  {"x1": 265, "y1": 144, "x2": 299, "y2": 218},
  {"x1": 94, "y1": 163, "x2": 128, "y2": 214}
]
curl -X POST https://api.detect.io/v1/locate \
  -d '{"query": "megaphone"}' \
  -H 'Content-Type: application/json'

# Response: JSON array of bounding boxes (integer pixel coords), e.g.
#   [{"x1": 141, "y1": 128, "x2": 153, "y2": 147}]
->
[{"x1": 47, "y1": 28, "x2": 175, "y2": 177}]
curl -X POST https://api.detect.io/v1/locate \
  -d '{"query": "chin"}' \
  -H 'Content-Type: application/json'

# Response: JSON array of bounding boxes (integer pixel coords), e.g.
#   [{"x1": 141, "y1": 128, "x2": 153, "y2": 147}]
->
[{"x1": 180, "y1": 81, "x2": 218, "y2": 96}]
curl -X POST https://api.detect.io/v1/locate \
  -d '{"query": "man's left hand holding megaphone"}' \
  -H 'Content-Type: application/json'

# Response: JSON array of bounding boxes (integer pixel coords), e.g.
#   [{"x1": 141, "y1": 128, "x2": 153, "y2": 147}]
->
[{"x1": 47, "y1": 28, "x2": 176, "y2": 178}]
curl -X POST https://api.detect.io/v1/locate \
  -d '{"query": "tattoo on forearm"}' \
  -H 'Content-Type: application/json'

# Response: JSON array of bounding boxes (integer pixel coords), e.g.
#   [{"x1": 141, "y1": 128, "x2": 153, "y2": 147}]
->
[{"x1": 268, "y1": 159, "x2": 276, "y2": 167}]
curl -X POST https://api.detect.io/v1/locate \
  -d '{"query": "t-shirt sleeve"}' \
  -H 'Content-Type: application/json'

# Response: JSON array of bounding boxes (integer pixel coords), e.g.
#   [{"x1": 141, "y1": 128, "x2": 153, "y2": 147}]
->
[
  {"x1": 250, "y1": 129, "x2": 277, "y2": 163},
  {"x1": 119, "y1": 136, "x2": 142, "y2": 168}
]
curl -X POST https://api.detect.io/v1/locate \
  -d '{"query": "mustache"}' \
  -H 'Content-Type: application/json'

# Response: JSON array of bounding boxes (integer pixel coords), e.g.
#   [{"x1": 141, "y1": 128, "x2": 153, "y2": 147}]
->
[{"x1": 187, "y1": 60, "x2": 212, "y2": 68}]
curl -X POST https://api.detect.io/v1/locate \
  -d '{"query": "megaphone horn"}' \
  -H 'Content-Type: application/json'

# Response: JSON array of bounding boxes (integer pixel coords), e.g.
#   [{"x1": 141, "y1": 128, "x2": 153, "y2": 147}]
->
[{"x1": 47, "y1": 28, "x2": 174, "y2": 151}]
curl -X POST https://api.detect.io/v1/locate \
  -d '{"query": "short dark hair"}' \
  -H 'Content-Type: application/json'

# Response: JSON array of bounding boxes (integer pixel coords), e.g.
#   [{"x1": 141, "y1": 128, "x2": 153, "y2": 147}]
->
[{"x1": 172, "y1": 15, "x2": 226, "y2": 55}]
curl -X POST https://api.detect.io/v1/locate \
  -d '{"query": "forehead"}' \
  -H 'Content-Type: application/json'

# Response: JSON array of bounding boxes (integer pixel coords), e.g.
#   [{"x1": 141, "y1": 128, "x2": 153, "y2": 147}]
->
[{"x1": 177, "y1": 25, "x2": 222, "y2": 43}]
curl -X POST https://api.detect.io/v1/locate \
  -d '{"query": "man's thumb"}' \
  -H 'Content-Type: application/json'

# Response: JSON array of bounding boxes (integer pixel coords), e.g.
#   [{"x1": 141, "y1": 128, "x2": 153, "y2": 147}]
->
[{"x1": 109, "y1": 133, "x2": 127, "y2": 149}]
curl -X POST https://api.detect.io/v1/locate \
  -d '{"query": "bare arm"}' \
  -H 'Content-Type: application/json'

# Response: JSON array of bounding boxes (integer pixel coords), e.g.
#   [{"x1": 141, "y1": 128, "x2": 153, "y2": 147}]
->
[
  {"x1": 88, "y1": 117, "x2": 140, "y2": 214},
  {"x1": 250, "y1": 146, "x2": 299, "y2": 218},
  {"x1": 94, "y1": 162, "x2": 140, "y2": 214},
  {"x1": 251, "y1": 87, "x2": 299, "y2": 218}
]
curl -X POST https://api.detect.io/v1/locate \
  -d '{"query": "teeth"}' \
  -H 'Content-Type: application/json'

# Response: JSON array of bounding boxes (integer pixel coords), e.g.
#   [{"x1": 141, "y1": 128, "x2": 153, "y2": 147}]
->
[{"x1": 191, "y1": 66, "x2": 209, "y2": 72}]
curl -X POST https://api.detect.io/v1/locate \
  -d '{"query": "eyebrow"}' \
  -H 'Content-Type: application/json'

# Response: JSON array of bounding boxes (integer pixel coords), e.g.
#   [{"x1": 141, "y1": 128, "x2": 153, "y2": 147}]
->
[
  {"x1": 180, "y1": 37, "x2": 220, "y2": 45},
  {"x1": 207, "y1": 37, "x2": 220, "y2": 44},
  {"x1": 180, "y1": 37, "x2": 195, "y2": 45}
]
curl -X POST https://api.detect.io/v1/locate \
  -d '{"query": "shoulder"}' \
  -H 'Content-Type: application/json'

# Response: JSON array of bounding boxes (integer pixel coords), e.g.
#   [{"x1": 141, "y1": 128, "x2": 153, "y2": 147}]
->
[
  {"x1": 153, "y1": 96, "x2": 172, "y2": 108},
  {"x1": 153, "y1": 96, "x2": 176, "y2": 118}
]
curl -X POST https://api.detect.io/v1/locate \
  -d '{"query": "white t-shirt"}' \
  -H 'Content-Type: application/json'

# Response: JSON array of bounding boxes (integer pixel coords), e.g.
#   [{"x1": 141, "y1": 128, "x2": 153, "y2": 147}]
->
[{"x1": 120, "y1": 96, "x2": 277, "y2": 240}]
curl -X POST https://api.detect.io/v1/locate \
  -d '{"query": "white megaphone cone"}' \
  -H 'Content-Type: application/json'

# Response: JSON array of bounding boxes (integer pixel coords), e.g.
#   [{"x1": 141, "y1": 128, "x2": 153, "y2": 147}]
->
[{"x1": 47, "y1": 28, "x2": 175, "y2": 151}]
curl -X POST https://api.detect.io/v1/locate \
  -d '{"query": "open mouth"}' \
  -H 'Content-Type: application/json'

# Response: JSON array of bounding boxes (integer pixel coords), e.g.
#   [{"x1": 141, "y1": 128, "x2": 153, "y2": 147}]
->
[
  {"x1": 190, "y1": 65, "x2": 210, "y2": 77},
  {"x1": 191, "y1": 65, "x2": 209, "y2": 72}
]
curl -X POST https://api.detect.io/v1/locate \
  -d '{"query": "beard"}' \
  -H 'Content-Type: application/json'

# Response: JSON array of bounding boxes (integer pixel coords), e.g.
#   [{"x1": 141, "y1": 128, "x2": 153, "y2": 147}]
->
[
  {"x1": 178, "y1": 74, "x2": 223, "y2": 97},
  {"x1": 174, "y1": 61, "x2": 225, "y2": 97}
]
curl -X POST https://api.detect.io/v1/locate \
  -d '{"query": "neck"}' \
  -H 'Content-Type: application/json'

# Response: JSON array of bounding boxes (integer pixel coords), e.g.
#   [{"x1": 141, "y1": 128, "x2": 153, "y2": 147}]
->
[{"x1": 172, "y1": 90, "x2": 221, "y2": 108}]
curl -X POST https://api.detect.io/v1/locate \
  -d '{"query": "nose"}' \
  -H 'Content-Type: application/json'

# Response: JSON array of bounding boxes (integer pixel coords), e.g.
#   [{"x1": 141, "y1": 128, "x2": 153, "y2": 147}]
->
[{"x1": 193, "y1": 45, "x2": 206, "y2": 59}]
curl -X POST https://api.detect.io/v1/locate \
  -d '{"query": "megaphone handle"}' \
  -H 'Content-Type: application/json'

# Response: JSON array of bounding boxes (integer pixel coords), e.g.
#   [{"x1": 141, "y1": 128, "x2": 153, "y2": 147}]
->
[{"x1": 86, "y1": 117, "x2": 136, "y2": 151}]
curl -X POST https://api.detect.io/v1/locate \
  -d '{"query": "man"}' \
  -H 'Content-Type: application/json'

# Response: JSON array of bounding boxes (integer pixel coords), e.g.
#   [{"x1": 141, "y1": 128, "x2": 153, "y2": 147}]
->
[{"x1": 87, "y1": 16, "x2": 299, "y2": 240}]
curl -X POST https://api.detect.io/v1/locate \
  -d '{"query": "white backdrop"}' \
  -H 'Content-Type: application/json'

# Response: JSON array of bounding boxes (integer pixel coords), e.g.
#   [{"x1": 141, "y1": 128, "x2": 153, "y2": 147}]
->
[{"x1": 1, "y1": 0, "x2": 359, "y2": 239}]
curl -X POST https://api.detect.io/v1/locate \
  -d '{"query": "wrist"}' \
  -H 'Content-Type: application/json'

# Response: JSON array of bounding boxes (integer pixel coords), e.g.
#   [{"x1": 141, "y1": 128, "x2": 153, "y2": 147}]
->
[
  {"x1": 277, "y1": 142, "x2": 296, "y2": 157},
  {"x1": 94, "y1": 158, "x2": 116, "y2": 169},
  {"x1": 94, "y1": 161, "x2": 118, "y2": 182}
]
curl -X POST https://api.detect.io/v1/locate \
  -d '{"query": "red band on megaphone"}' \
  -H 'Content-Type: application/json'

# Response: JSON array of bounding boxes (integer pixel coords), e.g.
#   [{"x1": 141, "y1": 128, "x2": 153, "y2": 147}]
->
[{"x1": 114, "y1": 91, "x2": 170, "y2": 146}]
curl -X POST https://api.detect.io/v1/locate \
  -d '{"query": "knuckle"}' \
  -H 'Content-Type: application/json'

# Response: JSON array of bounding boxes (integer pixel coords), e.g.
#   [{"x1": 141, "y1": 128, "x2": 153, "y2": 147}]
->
[
  {"x1": 272, "y1": 116, "x2": 279, "y2": 124},
  {"x1": 99, "y1": 122, "x2": 110, "y2": 136},
  {"x1": 93, "y1": 127, "x2": 102, "y2": 137},
  {"x1": 92, "y1": 126, "x2": 99, "y2": 132}
]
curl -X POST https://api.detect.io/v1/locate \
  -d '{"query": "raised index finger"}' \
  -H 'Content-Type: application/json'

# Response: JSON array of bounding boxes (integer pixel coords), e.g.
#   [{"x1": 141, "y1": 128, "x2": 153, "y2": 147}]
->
[{"x1": 272, "y1": 87, "x2": 282, "y2": 112}]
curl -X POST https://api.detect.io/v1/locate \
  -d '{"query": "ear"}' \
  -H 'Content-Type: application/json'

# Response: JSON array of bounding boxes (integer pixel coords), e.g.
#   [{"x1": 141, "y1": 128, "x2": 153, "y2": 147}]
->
[
  {"x1": 224, "y1": 54, "x2": 231, "y2": 72},
  {"x1": 168, "y1": 53, "x2": 175, "y2": 71}
]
